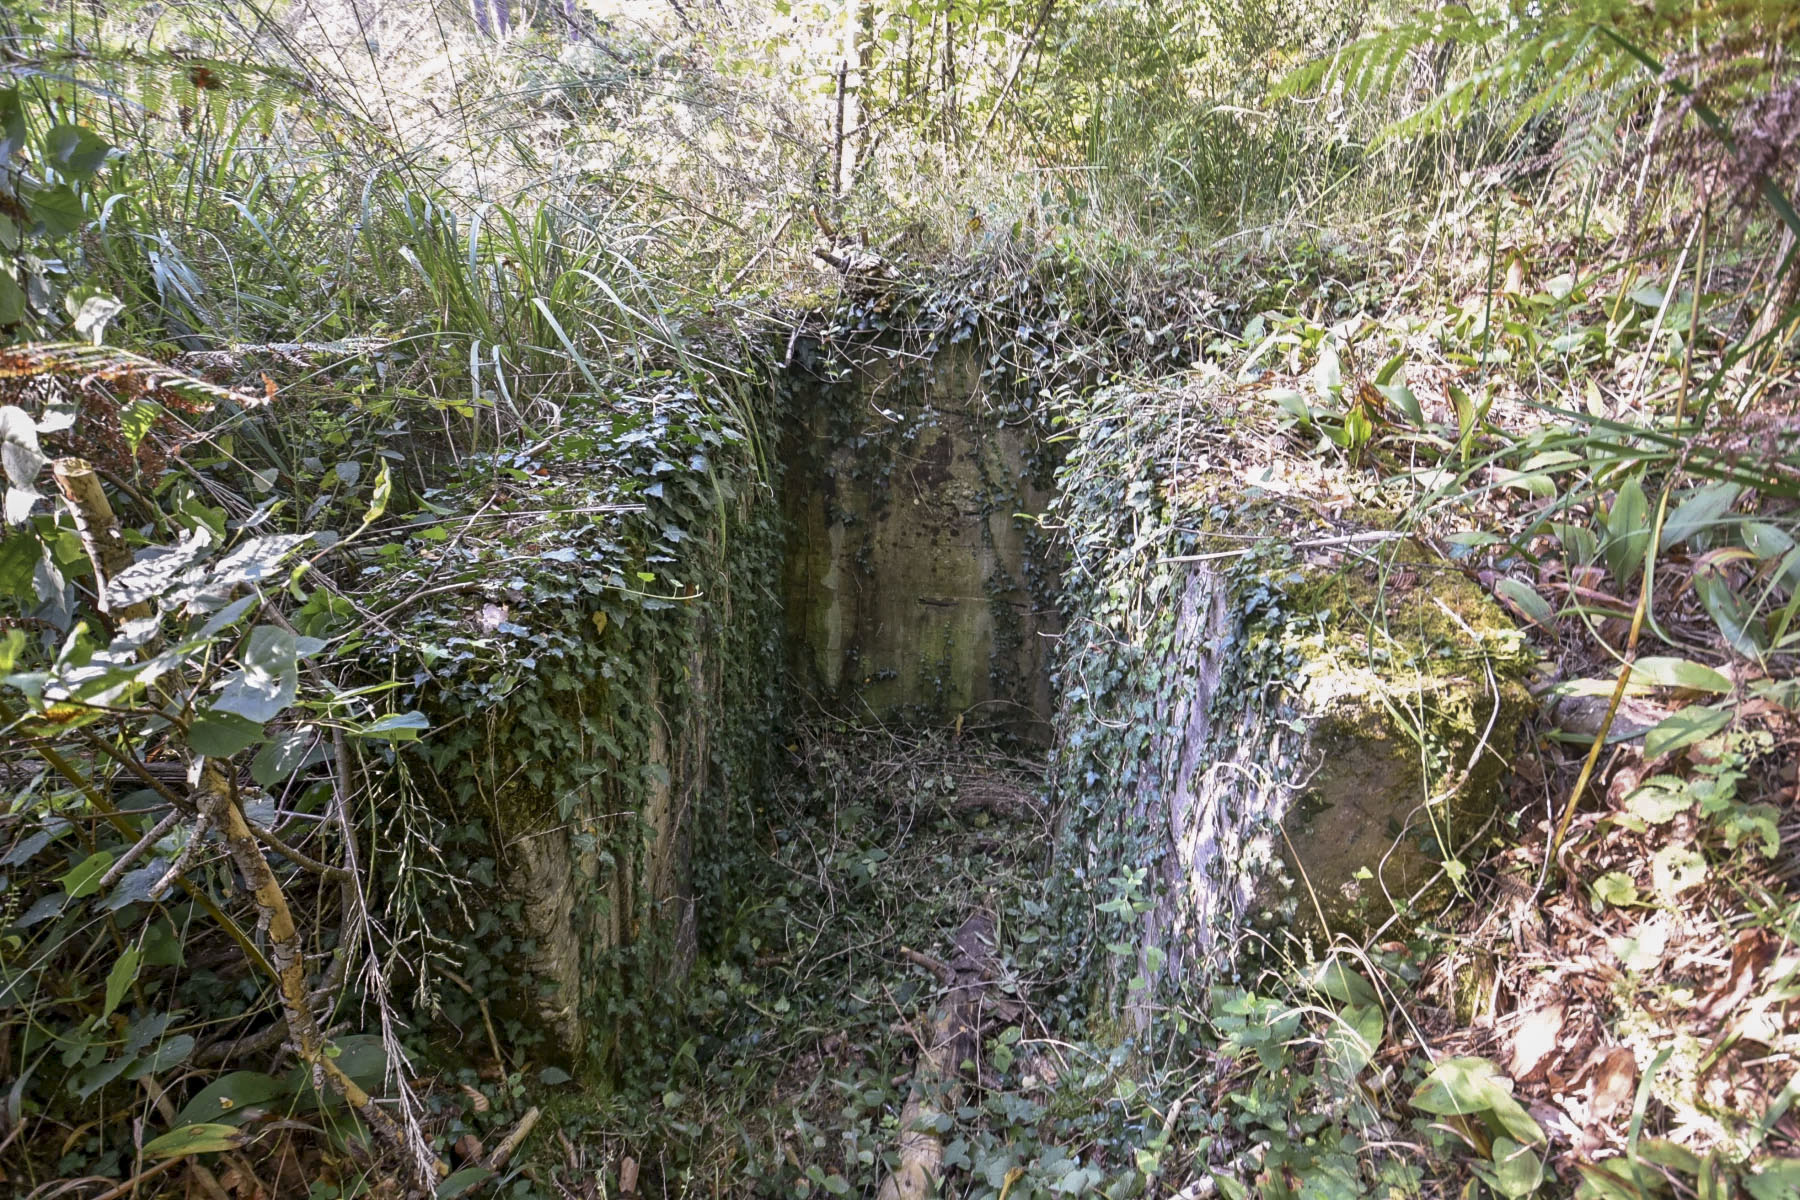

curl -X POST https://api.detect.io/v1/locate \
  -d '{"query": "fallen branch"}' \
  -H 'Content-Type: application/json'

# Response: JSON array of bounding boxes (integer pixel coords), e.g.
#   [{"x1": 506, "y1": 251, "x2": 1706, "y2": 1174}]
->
[
  {"x1": 878, "y1": 912, "x2": 999, "y2": 1200},
  {"x1": 193, "y1": 763, "x2": 445, "y2": 1192}
]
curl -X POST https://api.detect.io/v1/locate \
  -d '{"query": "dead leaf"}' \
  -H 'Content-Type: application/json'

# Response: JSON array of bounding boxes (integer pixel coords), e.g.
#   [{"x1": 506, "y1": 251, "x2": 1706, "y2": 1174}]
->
[
  {"x1": 1509, "y1": 1001, "x2": 1566, "y2": 1081},
  {"x1": 459, "y1": 1083, "x2": 490, "y2": 1113},
  {"x1": 453, "y1": 1133, "x2": 485, "y2": 1162},
  {"x1": 1700, "y1": 928, "x2": 1775, "y2": 1022},
  {"x1": 619, "y1": 1155, "x2": 640, "y2": 1195},
  {"x1": 1589, "y1": 1047, "x2": 1637, "y2": 1121}
]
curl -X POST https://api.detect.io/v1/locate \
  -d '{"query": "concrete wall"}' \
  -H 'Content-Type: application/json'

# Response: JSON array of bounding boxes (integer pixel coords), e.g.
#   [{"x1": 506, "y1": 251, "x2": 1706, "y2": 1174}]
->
[{"x1": 780, "y1": 343, "x2": 1060, "y2": 740}]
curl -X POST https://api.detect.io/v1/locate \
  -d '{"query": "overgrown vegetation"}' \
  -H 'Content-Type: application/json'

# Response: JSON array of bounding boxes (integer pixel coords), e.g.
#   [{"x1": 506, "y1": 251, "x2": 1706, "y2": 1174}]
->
[{"x1": 1, "y1": 0, "x2": 1797, "y2": 1196}]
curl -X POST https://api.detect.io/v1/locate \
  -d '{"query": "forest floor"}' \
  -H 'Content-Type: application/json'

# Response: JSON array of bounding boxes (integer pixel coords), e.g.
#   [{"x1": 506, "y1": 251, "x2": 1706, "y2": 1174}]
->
[{"x1": 541, "y1": 721, "x2": 1150, "y2": 1199}]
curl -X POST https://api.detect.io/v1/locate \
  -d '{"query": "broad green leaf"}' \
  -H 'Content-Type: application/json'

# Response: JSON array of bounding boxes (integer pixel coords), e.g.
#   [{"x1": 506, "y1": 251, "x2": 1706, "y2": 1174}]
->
[
  {"x1": 1643, "y1": 705, "x2": 1730, "y2": 759},
  {"x1": 103, "y1": 946, "x2": 140, "y2": 1020},
  {"x1": 350, "y1": 710, "x2": 430, "y2": 740},
  {"x1": 1270, "y1": 388, "x2": 1311, "y2": 425},
  {"x1": 0, "y1": 271, "x2": 23, "y2": 326},
  {"x1": 1325, "y1": 1002, "x2": 1384, "y2": 1074},
  {"x1": 1412, "y1": 1056, "x2": 1510, "y2": 1117},
  {"x1": 176, "y1": 1070, "x2": 288, "y2": 1127},
  {"x1": 1604, "y1": 475, "x2": 1649, "y2": 584},
  {"x1": 60, "y1": 851, "x2": 113, "y2": 899},
  {"x1": 1630, "y1": 657, "x2": 1732, "y2": 694},
  {"x1": 437, "y1": 1168, "x2": 494, "y2": 1198},
  {"x1": 1744, "y1": 1158, "x2": 1800, "y2": 1200},
  {"x1": 1211, "y1": 1175, "x2": 1248, "y2": 1200},
  {"x1": 1720, "y1": 803, "x2": 1781, "y2": 858},
  {"x1": 251, "y1": 726, "x2": 323, "y2": 787},
  {"x1": 1376, "y1": 382, "x2": 1425, "y2": 426},
  {"x1": 1576, "y1": 1160, "x2": 1661, "y2": 1200},
  {"x1": 1485, "y1": 1091, "x2": 1547, "y2": 1147},
  {"x1": 1694, "y1": 573, "x2": 1765, "y2": 655},
  {"x1": 1313, "y1": 343, "x2": 1342, "y2": 395},
  {"x1": 188, "y1": 710, "x2": 264, "y2": 757},
  {"x1": 24, "y1": 182, "x2": 84, "y2": 238},
  {"x1": 141, "y1": 1122, "x2": 243, "y2": 1159},
  {"x1": 1591, "y1": 872, "x2": 1642, "y2": 907},
  {"x1": 1488, "y1": 1137, "x2": 1544, "y2": 1198},
  {"x1": 124, "y1": 1012, "x2": 175, "y2": 1055},
  {"x1": 118, "y1": 398, "x2": 161, "y2": 447},
  {"x1": 126, "y1": 1033, "x2": 194, "y2": 1078},
  {"x1": 0, "y1": 88, "x2": 25, "y2": 161},
  {"x1": 367, "y1": 460, "x2": 393, "y2": 521},
  {"x1": 72, "y1": 1054, "x2": 137, "y2": 1101},
  {"x1": 1625, "y1": 781, "x2": 1692, "y2": 824},
  {"x1": 1637, "y1": 1139, "x2": 1702, "y2": 1174},
  {"x1": 43, "y1": 123, "x2": 111, "y2": 181},
  {"x1": 107, "y1": 528, "x2": 215, "y2": 608},
  {"x1": 210, "y1": 625, "x2": 296, "y2": 724},
  {"x1": 0, "y1": 529, "x2": 39, "y2": 600},
  {"x1": 1309, "y1": 960, "x2": 1379, "y2": 1008},
  {"x1": 1662, "y1": 483, "x2": 1740, "y2": 548},
  {"x1": 1495, "y1": 577, "x2": 1555, "y2": 627}
]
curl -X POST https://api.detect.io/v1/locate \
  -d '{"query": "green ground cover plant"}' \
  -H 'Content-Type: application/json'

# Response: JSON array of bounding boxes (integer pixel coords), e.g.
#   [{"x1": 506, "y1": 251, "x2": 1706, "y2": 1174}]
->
[{"x1": 1, "y1": 0, "x2": 1796, "y2": 1195}]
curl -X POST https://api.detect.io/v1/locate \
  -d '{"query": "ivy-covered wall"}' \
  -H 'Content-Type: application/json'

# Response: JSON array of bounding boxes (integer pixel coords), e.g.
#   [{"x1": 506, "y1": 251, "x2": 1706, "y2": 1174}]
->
[
  {"x1": 779, "y1": 337, "x2": 1061, "y2": 740},
  {"x1": 390, "y1": 386, "x2": 783, "y2": 1068},
  {"x1": 1045, "y1": 378, "x2": 1530, "y2": 1025}
]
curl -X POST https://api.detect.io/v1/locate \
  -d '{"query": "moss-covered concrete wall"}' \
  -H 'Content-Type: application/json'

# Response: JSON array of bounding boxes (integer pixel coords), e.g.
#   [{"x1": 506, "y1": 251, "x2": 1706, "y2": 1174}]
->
[
  {"x1": 1045, "y1": 378, "x2": 1531, "y2": 1024},
  {"x1": 780, "y1": 341, "x2": 1060, "y2": 739},
  {"x1": 403, "y1": 391, "x2": 783, "y2": 1069}
]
